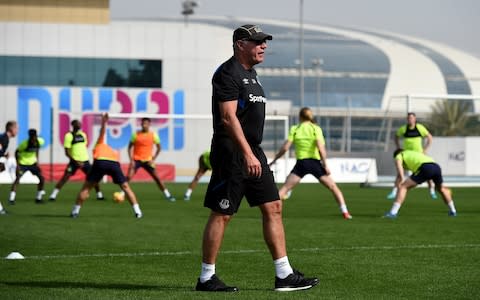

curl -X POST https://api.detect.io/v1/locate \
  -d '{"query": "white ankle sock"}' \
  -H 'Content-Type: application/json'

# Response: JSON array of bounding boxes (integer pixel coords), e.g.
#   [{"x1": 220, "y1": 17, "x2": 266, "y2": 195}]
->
[
  {"x1": 200, "y1": 262, "x2": 215, "y2": 283},
  {"x1": 9, "y1": 191, "x2": 16, "y2": 201},
  {"x1": 448, "y1": 201, "x2": 456, "y2": 213},
  {"x1": 132, "y1": 203, "x2": 142, "y2": 215},
  {"x1": 185, "y1": 188, "x2": 192, "y2": 197},
  {"x1": 390, "y1": 202, "x2": 401, "y2": 215},
  {"x1": 72, "y1": 205, "x2": 81, "y2": 215},
  {"x1": 50, "y1": 188, "x2": 59, "y2": 198},
  {"x1": 163, "y1": 189, "x2": 171, "y2": 198},
  {"x1": 97, "y1": 191, "x2": 104, "y2": 198},
  {"x1": 0, "y1": 202, "x2": 4, "y2": 211},
  {"x1": 36, "y1": 190, "x2": 45, "y2": 200},
  {"x1": 339, "y1": 204, "x2": 348, "y2": 213},
  {"x1": 274, "y1": 256, "x2": 293, "y2": 279}
]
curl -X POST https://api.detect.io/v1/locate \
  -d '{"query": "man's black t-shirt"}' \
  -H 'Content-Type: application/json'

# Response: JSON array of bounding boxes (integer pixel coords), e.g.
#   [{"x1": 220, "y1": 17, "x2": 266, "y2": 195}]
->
[
  {"x1": 0, "y1": 132, "x2": 9, "y2": 157},
  {"x1": 212, "y1": 56, "x2": 267, "y2": 145}
]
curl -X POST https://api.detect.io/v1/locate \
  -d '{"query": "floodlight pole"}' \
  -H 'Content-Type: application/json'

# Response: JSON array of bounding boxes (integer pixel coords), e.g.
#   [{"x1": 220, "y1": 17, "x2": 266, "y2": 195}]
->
[{"x1": 299, "y1": 0, "x2": 305, "y2": 108}]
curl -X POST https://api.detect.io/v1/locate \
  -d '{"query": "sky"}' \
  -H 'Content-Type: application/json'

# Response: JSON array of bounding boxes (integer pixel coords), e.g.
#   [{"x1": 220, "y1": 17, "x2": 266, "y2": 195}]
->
[{"x1": 111, "y1": 0, "x2": 480, "y2": 58}]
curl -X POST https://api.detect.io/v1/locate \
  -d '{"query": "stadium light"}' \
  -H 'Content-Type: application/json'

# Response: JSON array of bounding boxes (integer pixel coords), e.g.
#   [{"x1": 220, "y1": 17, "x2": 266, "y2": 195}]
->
[{"x1": 181, "y1": 0, "x2": 198, "y2": 26}]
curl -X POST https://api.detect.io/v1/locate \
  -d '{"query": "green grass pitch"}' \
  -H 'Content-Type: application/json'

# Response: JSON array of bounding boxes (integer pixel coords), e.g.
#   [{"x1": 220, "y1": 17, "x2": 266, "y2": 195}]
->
[{"x1": 0, "y1": 182, "x2": 479, "y2": 299}]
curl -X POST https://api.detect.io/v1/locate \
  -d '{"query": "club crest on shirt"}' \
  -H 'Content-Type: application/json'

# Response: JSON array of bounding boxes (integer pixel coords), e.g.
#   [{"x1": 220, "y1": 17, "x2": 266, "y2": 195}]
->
[{"x1": 242, "y1": 78, "x2": 249, "y2": 85}]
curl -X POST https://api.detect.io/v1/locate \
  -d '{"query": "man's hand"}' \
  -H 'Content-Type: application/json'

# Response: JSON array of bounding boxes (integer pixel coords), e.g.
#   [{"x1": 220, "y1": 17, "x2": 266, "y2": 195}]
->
[
  {"x1": 245, "y1": 153, "x2": 262, "y2": 178},
  {"x1": 102, "y1": 113, "x2": 109, "y2": 124}
]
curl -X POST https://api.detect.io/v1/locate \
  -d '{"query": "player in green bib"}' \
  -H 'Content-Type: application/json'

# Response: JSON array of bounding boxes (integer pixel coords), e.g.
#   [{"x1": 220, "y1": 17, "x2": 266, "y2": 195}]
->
[
  {"x1": 49, "y1": 120, "x2": 104, "y2": 201},
  {"x1": 387, "y1": 112, "x2": 436, "y2": 200},
  {"x1": 184, "y1": 150, "x2": 211, "y2": 201},
  {"x1": 8, "y1": 129, "x2": 46, "y2": 204},
  {"x1": 270, "y1": 107, "x2": 352, "y2": 219},
  {"x1": 384, "y1": 149, "x2": 457, "y2": 218}
]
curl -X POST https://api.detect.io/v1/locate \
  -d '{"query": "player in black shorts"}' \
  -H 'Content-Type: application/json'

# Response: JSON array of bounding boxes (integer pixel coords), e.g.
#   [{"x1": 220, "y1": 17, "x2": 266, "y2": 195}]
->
[
  {"x1": 195, "y1": 24, "x2": 318, "y2": 292},
  {"x1": 49, "y1": 120, "x2": 104, "y2": 201},
  {"x1": 0, "y1": 121, "x2": 18, "y2": 214}
]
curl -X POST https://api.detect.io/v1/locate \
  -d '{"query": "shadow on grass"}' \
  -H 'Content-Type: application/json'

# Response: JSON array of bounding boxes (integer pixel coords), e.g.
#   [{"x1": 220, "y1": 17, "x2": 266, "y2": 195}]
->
[
  {"x1": 0, "y1": 281, "x2": 270, "y2": 292},
  {"x1": 0, "y1": 281, "x2": 192, "y2": 292}
]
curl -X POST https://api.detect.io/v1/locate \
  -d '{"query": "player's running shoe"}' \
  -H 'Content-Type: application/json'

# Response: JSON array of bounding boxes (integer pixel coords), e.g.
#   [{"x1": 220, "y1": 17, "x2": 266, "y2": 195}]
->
[
  {"x1": 0, "y1": 209, "x2": 7, "y2": 215},
  {"x1": 448, "y1": 211, "x2": 457, "y2": 217},
  {"x1": 135, "y1": 213, "x2": 143, "y2": 219},
  {"x1": 274, "y1": 269, "x2": 319, "y2": 292},
  {"x1": 430, "y1": 191, "x2": 438, "y2": 200},
  {"x1": 166, "y1": 196, "x2": 176, "y2": 202},
  {"x1": 383, "y1": 212, "x2": 398, "y2": 219},
  {"x1": 184, "y1": 194, "x2": 191, "y2": 201},
  {"x1": 70, "y1": 213, "x2": 79, "y2": 218},
  {"x1": 8, "y1": 200, "x2": 15, "y2": 205},
  {"x1": 386, "y1": 191, "x2": 396, "y2": 200},
  {"x1": 343, "y1": 212, "x2": 353, "y2": 220},
  {"x1": 195, "y1": 274, "x2": 238, "y2": 292}
]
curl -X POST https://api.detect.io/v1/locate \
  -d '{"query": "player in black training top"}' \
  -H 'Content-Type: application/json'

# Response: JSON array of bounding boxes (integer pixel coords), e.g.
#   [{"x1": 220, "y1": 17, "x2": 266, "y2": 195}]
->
[
  {"x1": 195, "y1": 24, "x2": 318, "y2": 293},
  {"x1": 0, "y1": 121, "x2": 18, "y2": 214}
]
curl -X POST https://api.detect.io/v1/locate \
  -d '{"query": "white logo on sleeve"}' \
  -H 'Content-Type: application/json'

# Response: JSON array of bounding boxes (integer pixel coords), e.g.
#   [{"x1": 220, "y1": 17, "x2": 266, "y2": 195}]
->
[
  {"x1": 219, "y1": 199, "x2": 230, "y2": 209},
  {"x1": 249, "y1": 94, "x2": 267, "y2": 103},
  {"x1": 242, "y1": 78, "x2": 249, "y2": 85}
]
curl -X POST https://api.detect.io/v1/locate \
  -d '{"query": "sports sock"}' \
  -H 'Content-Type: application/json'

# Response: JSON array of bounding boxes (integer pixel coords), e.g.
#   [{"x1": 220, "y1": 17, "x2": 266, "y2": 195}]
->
[
  {"x1": 429, "y1": 187, "x2": 436, "y2": 194},
  {"x1": 9, "y1": 191, "x2": 16, "y2": 201},
  {"x1": 97, "y1": 191, "x2": 104, "y2": 198},
  {"x1": 339, "y1": 204, "x2": 348, "y2": 214},
  {"x1": 0, "y1": 202, "x2": 4, "y2": 211},
  {"x1": 71, "y1": 205, "x2": 81, "y2": 215},
  {"x1": 447, "y1": 201, "x2": 457, "y2": 213},
  {"x1": 390, "y1": 187, "x2": 398, "y2": 195},
  {"x1": 50, "y1": 188, "x2": 59, "y2": 198},
  {"x1": 185, "y1": 188, "x2": 192, "y2": 198},
  {"x1": 36, "y1": 190, "x2": 45, "y2": 200},
  {"x1": 163, "y1": 189, "x2": 172, "y2": 198},
  {"x1": 274, "y1": 256, "x2": 294, "y2": 279},
  {"x1": 132, "y1": 203, "x2": 142, "y2": 215},
  {"x1": 199, "y1": 262, "x2": 215, "y2": 283},
  {"x1": 390, "y1": 202, "x2": 401, "y2": 215}
]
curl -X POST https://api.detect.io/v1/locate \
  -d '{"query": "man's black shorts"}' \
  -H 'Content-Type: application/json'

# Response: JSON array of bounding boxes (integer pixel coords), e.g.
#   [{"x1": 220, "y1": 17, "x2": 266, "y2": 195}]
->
[
  {"x1": 133, "y1": 160, "x2": 155, "y2": 173},
  {"x1": 204, "y1": 139, "x2": 279, "y2": 215},
  {"x1": 410, "y1": 162, "x2": 443, "y2": 186},
  {"x1": 291, "y1": 158, "x2": 327, "y2": 179},
  {"x1": 66, "y1": 160, "x2": 92, "y2": 175},
  {"x1": 87, "y1": 160, "x2": 126, "y2": 184},
  {"x1": 18, "y1": 164, "x2": 43, "y2": 179}
]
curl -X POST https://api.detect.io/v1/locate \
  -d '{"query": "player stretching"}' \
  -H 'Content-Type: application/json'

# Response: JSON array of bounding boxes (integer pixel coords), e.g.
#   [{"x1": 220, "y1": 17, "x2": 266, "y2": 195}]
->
[
  {"x1": 384, "y1": 149, "x2": 457, "y2": 218},
  {"x1": 269, "y1": 107, "x2": 352, "y2": 220},
  {"x1": 184, "y1": 151, "x2": 211, "y2": 201},
  {"x1": 49, "y1": 119, "x2": 104, "y2": 201},
  {"x1": 9, "y1": 129, "x2": 46, "y2": 204},
  {"x1": 125, "y1": 117, "x2": 175, "y2": 202},
  {"x1": 70, "y1": 113, "x2": 142, "y2": 218},
  {"x1": 387, "y1": 112, "x2": 436, "y2": 200},
  {"x1": 0, "y1": 121, "x2": 18, "y2": 214}
]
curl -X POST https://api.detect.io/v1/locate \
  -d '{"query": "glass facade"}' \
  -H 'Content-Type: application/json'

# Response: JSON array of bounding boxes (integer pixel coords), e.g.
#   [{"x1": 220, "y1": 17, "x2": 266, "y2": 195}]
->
[{"x1": 0, "y1": 56, "x2": 162, "y2": 88}]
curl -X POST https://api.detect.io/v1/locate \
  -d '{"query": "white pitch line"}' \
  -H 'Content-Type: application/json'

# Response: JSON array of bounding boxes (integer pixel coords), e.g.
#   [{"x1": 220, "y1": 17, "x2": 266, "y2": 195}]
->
[{"x1": 16, "y1": 243, "x2": 480, "y2": 260}]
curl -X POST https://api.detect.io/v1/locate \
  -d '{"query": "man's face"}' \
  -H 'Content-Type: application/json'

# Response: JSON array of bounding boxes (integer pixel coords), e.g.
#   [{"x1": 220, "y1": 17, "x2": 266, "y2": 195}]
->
[
  {"x1": 407, "y1": 114, "x2": 416, "y2": 126},
  {"x1": 239, "y1": 39, "x2": 268, "y2": 65},
  {"x1": 72, "y1": 121, "x2": 81, "y2": 131},
  {"x1": 141, "y1": 120, "x2": 150, "y2": 131},
  {"x1": 9, "y1": 123, "x2": 18, "y2": 137}
]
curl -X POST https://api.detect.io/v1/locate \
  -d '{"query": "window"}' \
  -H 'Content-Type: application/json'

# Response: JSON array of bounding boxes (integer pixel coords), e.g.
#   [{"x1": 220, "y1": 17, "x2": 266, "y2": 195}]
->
[{"x1": 0, "y1": 56, "x2": 162, "y2": 88}]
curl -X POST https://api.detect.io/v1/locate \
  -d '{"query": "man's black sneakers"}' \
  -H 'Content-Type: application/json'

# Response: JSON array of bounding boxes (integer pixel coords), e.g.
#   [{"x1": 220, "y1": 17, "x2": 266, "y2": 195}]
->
[
  {"x1": 195, "y1": 274, "x2": 238, "y2": 292},
  {"x1": 274, "y1": 269, "x2": 319, "y2": 292}
]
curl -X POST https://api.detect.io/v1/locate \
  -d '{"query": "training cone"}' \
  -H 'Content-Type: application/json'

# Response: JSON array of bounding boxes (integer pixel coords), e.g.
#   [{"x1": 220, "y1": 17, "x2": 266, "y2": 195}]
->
[{"x1": 5, "y1": 252, "x2": 25, "y2": 259}]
